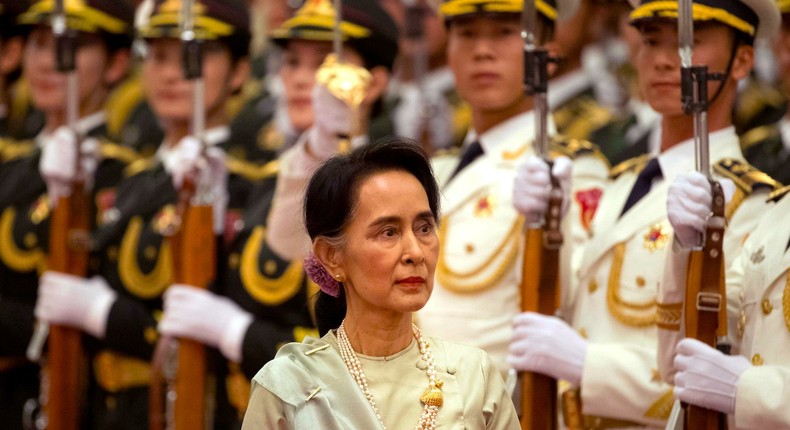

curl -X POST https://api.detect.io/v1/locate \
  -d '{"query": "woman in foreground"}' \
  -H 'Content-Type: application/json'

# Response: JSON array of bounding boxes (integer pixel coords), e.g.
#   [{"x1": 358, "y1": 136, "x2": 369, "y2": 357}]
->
[{"x1": 242, "y1": 138, "x2": 518, "y2": 429}]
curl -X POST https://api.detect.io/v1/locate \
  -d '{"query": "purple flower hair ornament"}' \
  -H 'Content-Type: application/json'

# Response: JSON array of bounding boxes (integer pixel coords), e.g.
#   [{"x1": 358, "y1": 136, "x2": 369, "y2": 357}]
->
[{"x1": 304, "y1": 253, "x2": 341, "y2": 298}]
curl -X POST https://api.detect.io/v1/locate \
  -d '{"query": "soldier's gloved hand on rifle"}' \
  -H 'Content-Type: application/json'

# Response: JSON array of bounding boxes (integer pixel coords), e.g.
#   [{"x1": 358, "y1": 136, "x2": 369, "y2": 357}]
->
[
  {"x1": 674, "y1": 338, "x2": 750, "y2": 415},
  {"x1": 163, "y1": 137, "x2": 228, "y2": 234},
  {"x1": 507, "y1": 312, "x2": 587, "y2": 385},
  {"x1": 39, "y1": 126, "x2": 103, "y2": 203},
  {"x1": 159, "y1": 285, "x2": 253, "y2": 363},
  {"x1": 306, "y1": 84, "x2": 356, "y2": 160},
  {"x1": 35, "y1": 272, "x2": 117, "y2": 338},
  {"x1": 512, "y1": 155, "x2": 572, "y2": 222},
  {"x1": 667, "y1": 172, "x2": 735, "y2": 248}
]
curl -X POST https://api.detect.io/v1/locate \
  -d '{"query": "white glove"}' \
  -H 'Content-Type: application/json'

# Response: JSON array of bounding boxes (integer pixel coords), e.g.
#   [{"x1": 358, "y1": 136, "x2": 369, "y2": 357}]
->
[
  {"x1": 507, "y1": 312, "x2": 587, "y2": 385},
  {"x1": 667, "y1": 172, "x2": 736, "y2": 248},
  {"x1": 307, "y1": 84, "x2": 353, "y2": 160},
  {"x1": 159, "y1": 285, "x2": 253, "y2": 363},
  {"x1": 35, "y1": 272, "x2": 117, "y2": 339},
  {"x1": 513, "y1": 156, "x2": 572, "y2": 223},
  {"x1": 163, "y1": 135, "x2": 202, "y2": 189},
  {"x1": 673, "y1": 338, "x2": 750, "y2": 415},
  {"x1": 40, "y1": 127, "x2": 79, "y2": 202}
]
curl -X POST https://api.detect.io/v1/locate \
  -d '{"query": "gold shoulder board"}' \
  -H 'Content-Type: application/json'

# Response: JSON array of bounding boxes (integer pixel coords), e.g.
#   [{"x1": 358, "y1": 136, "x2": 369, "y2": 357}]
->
[
  {"x1": 99, "y1": 140, "x2": 141, "y2": 165},
  {"x1": 739, "y1": 124, "x2": 780, "y2": 150},
  {"x1": 768, "y1": 184, "x2": 790, "y2": 203},
  {"x1": 550, "y1": 135, "x2": 608, "y2": 165},
  {"x1": 123, "y1": 157, "x2": 158, "y2": 177},
  {"x1": 0, "y1": 140, "x2": 37, "y2": 162},
  {"x1": 226, "y1": 157, "x2": 279, "y2": 181},
  {"x1": 713, "y1": 158, "x2": 781, "y2": 195}
]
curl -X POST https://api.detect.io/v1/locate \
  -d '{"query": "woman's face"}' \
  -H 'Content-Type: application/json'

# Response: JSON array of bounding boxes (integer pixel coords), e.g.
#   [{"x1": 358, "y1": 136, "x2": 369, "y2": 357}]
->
[
  {"x1": 280, "y1": 39, "x2": 333, "y2": 131},
  {"x1": 142, "y1": 38, "x2": 237, "y2": 125},
  {"x1": 23, "y1": 26, "x2": 109, "y2": 115},
  {"x1": 337, "y1": 170, "x2": 439, "y2": 317}
]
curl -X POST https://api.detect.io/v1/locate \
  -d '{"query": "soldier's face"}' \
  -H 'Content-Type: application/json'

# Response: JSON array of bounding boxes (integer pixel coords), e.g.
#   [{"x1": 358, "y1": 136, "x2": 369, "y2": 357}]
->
[
  {"x1": 447, "y1": 16, "x2": 527, "y2": 115},
  {"x1": 280, "y1": 39, "x2": 333, "y2": 131},
  {"x1": 23, "y1": 26, "x2": 109, "y2": 117},
  {"x1": 329, "y1": 170, "x2": 438, "y2": 316},
  {"x1": 635, "y1": 21, "x2": 752, "y2": 116},
  {"x1": 143, "y1": 38, "x2": 236, "y2": 126}
]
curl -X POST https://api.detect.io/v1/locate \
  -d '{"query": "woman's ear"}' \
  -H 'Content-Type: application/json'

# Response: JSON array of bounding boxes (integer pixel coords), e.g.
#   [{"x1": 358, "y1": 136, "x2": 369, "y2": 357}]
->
[
  {"x1": 313, "y1": 238, "x2": 343, "y2": 277},
  {"x1": 730, "y1": 43, "x2": 754, "y2": 81}
]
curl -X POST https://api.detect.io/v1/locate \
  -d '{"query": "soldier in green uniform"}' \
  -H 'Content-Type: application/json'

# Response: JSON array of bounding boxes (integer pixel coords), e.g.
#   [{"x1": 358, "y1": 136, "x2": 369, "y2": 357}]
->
[
  {"x1": 737, "y1": 0, "x2": 790, "y2": 184},
  {"x1": 32, "y1": 0, "x2": 252, "y2": 428},
  {"x1": 157, "y1": 0, "x2": 400, "y2": 426},
  {"x1": 0, "y1": 0, "x2": 28, "y2": 139},
  {"x1": 0, "y1": 1, "x2": 137, "y2": 429}
]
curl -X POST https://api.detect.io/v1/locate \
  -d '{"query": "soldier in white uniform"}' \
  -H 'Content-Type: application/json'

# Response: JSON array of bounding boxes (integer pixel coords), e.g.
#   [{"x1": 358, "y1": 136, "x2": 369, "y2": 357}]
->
[
  {"x1": 415, "y1": 0, "x2": 610, "y2": 378},
  {"x1": 507, "y1": 0, "x2": 782, "y2": 426},
  {"x1": 657, "y1": 174, "x2": 790, "y2": 429}
]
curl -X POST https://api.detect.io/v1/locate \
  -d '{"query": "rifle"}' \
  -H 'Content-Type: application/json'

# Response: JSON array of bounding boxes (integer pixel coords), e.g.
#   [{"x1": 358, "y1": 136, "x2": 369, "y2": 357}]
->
[
  {"x1": 22, "y1": 2, "x2": 92, "y2": 429},
  {"x1": 314, "y1": 0, "x2": 371, "y2": 152},
  {"x1": 518, "y1": 2, "x2": 563, "y2": 429},
  {"x1": 149, "y1": 1, "x2": 215, "y2": 429},
  {"x1": 667, "y1": 1, "x2": 728, "y2": 428}
]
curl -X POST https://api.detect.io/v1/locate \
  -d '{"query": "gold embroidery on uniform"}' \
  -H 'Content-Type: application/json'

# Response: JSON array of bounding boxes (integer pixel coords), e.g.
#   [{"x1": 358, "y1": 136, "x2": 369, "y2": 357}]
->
[
  {"x1": 656, "y1": 302, "x2": 682, "y2": 331},
  {"x1": 436, "y1": 218, "x2": 522, "y2": 293},
  {"x1": 607, "y1": 243, "x2": 657, "y2": 327},
  {"x1": 240, "y1": 226, "x2": 304, "y2": 305},
  {"x1": 226, "y1": 363, "x2": 251, "y2": 418},
  {"x1": 0, "y1": 208, "x2": 45, "y2": 273},
  {"x1": 29, "y1": 196, "x2": 51, "y2": 225},
  {"x1": 643, "y1": 223, "x2": 669, "y2": 252},
  {"x1": 118, "y1": 216, "x2": 173, "y2": 299},
  {"x1": 644, "y1": 389, "x2": 674, "y2": 420},
  {"x1": 501, "y1": 144, "x2": 528, "y2": 160},
  {"x1": 294, "y1": 326, "x2": 319, "y2": 342},
  {"x1": 783, "y1": 271, "x2": 790, "y2": 332}
]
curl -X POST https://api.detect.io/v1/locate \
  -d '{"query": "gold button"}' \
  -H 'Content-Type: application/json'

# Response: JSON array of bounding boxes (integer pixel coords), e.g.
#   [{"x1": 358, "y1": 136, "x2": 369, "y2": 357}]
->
[
  {"x1": 636, "y1": 276, "x2": 646, "y2": 287},
  {"x1": 751, "y1": 354, "x2": 763, "y2": 366},
  {"x1": 107, "y1": 246, "x2": 119, "y2": 262},
  {"x1": 738, "y1": 310, "x2": 746, "y2": 340},
  {"x1": 144, "y1": 246, "x2": 157, "y2": 261},
  {"x1": 578, "y1": 328, "x2": 588, "y2": 339},
  {"x1": 24, "y1": 233, "x2": 37, "y2": 248},
  {"x1": 465, "y1": 243, "x2": 474, "y2": 254},
  {"x1": 588, "y1": 280, "x2": 598, "y2": 293},
  {"x1": 761, "y1": 299, "x2": 773, "y2": 315},
  {"x1": 228, "y1": 253, "x2": 240, "y2": 270},
  {"x1": 144, "y1": 327, "x2": 159, "y2": 344},
  {"x1": 105, "y1": 395, "x2": 117, "y2": 410},
  {"x1": 264, "y1": 260, "x2": 277, "y2": 276}
]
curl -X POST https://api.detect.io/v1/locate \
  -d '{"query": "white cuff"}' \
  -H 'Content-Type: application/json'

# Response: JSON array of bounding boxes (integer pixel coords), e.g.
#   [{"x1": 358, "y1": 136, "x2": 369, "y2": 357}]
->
[
  {"x1": 219, "y1": 311, "x2": 254, "y2": 363},
  {"x1": 83, "y1": 277, "x2": 117, "y2": 339}
]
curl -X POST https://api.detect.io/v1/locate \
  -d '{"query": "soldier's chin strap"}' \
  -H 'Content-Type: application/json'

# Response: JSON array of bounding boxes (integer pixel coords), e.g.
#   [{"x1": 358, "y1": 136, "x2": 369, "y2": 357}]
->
[{"x1": 707, "y1": 32, "x2": 745, "y2": 106}]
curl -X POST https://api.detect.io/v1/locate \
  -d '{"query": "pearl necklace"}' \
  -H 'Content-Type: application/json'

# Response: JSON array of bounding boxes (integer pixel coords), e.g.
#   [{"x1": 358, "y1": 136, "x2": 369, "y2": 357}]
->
[{"x1": 336, "y1": 321, "x2": 443, "y2": 430}]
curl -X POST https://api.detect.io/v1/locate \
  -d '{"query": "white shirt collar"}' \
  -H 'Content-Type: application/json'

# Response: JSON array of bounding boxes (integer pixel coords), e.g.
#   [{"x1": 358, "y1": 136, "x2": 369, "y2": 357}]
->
[{"x1": 657, "y1": 126, "x2": 743, "y2": 184}]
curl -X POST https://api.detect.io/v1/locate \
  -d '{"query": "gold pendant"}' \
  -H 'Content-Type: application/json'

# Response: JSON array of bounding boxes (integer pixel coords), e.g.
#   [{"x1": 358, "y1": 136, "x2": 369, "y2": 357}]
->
[{"x1": 420, "y1": 381, "x2": 443, "y2": 407}]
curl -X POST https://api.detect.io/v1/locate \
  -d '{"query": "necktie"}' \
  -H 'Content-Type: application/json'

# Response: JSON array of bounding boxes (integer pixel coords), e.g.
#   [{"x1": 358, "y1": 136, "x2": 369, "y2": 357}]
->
[
  {"x1": 620, "y1": 157, "x2": 662, "y2": 216},
  {"x1": 448, "y1": 140, "x2": 483, "y2": 182}
]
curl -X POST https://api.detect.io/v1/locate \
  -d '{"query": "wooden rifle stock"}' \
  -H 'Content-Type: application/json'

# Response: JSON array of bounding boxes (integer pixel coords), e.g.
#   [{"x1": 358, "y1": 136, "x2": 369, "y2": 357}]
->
[
  {"x1": 46, "y1": 183, "x2": 90, "y2": 430},
  {"x1": 150, "y1": 181, "x2": 215, "y2": 430},
  {"x1": 519, "y1": 175, "x2": 563, "y2": 430},
  {"x1": 682, "y1": 181, "x2": 727, "y2": 430}
]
